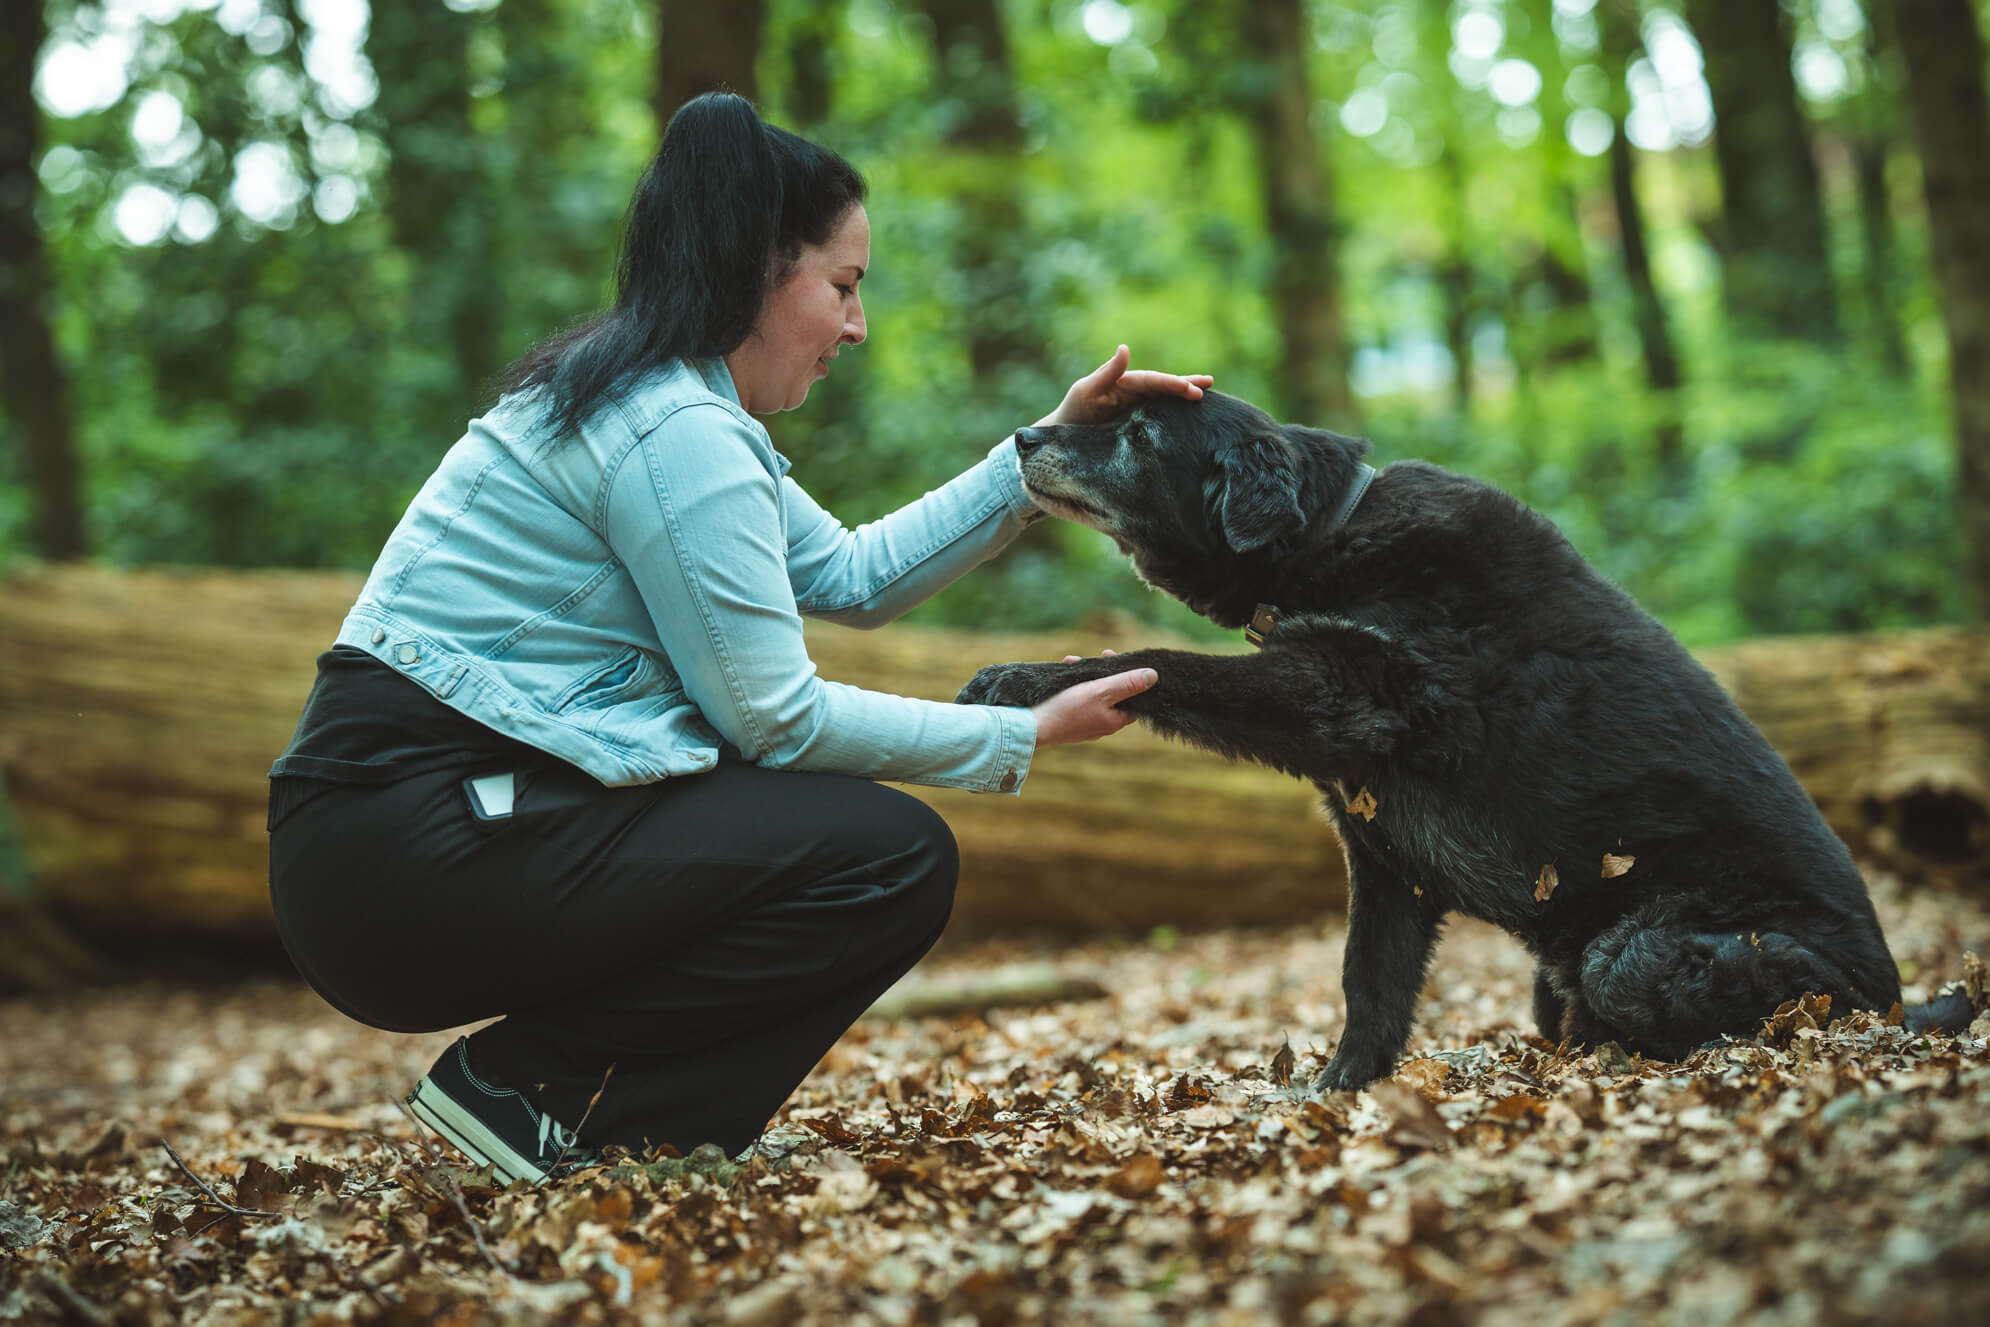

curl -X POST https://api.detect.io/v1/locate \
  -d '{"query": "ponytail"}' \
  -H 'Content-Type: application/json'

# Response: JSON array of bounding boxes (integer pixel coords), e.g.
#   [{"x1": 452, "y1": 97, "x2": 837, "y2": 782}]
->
[{"x1": 500, "y1": 93, "x2": 866, "y2": 436}]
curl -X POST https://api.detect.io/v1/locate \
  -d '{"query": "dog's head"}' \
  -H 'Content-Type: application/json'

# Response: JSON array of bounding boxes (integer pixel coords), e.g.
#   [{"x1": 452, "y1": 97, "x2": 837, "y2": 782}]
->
[{"x1": 1014, "y1": 391, "x2": 1370, "y2": 625}]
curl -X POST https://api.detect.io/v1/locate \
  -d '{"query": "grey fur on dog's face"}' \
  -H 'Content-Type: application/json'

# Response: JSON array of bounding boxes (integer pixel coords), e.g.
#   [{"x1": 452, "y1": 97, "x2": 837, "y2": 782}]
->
[{"x1": 1015, "y1": 391, "x2": 1363, "y2": 624}]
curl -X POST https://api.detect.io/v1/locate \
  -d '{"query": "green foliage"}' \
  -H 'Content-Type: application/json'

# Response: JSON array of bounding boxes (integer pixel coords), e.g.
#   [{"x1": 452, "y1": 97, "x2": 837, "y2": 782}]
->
[{"x1": 5, "y1": 0, "x2": 1970, "y2": 646}]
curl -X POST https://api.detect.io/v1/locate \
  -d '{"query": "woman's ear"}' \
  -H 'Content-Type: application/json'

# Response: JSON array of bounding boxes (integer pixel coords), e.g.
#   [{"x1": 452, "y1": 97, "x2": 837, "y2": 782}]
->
[{"x1": 1213, "y1": 430, "x2": 1305, "y2": 552}]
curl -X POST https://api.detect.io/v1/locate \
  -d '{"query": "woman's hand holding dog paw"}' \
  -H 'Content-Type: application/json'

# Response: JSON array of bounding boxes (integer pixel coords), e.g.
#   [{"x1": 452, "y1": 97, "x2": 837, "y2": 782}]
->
[
  {"x1": 1037, "y1": 345, "x2": 1213, "y2": 427},
  {"x1": 1031, "y1": 666, "x2": 1158, "y2": 748},
  {"x1": 957, "y1": 659, "x2": 1158, "y2": 748}
]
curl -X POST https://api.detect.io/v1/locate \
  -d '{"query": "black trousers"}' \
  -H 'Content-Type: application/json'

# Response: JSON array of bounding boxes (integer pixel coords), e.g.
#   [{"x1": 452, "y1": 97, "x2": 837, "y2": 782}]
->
[{"x1": 267, "y1": 754, "x2": 958, "y2": 1157}]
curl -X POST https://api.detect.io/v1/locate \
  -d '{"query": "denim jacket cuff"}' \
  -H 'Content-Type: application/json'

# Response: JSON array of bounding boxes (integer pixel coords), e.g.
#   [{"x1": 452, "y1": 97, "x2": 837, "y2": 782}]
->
[{"x1": 986, "y1": 705, "x2": 1037, "y2": 794}]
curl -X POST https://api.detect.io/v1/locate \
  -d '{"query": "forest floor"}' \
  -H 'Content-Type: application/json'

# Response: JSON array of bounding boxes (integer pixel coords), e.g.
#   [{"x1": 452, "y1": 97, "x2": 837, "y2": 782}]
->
[{"x1": 3, "y1": 875, "x2": 1988, "y2": 1327}]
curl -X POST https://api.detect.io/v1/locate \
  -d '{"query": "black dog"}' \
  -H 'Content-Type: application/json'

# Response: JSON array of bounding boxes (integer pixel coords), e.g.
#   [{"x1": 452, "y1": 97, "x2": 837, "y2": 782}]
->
[{"x1": 959, "y1": 391, "x2": 1972, "y2": 1092}]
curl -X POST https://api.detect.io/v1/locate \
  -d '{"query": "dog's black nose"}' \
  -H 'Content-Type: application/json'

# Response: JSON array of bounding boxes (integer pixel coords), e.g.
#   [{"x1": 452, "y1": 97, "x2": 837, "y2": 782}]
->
[{"x1": 1014, "y1": 427, "x2": 1047, "y2": 457}]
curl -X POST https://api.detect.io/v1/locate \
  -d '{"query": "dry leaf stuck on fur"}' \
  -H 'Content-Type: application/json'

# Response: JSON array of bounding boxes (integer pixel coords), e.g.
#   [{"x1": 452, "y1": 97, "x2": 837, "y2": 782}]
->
[
  {"x1": 1345, "y1": 786, "x2": 1379, "y2": 821},
  {"x1": 1534, "y1": 864, "x2": 1559, "y2": 902},
  {"x1": 1601, "y1": 853, "x2": 1636, "y2": 878}
]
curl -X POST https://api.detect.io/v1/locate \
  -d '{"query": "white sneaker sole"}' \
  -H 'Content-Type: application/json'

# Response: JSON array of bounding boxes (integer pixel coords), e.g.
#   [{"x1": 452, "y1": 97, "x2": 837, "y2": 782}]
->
[{"x1": 406, "y1": 1077, "x2": 552, "y2": 1187}]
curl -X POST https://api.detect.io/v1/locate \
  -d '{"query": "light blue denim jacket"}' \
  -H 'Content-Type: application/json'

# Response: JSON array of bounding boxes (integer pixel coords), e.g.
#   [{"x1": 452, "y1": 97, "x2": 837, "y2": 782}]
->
[{"x1": 329, "y1": 357, "x2": 1043, "y2": 793}]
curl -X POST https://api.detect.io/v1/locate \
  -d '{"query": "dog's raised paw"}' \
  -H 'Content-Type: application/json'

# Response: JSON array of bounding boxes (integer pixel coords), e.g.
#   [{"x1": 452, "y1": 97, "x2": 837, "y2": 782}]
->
[{"x1": 956, "y1": 661, "x2": 1061, "y2": 708}]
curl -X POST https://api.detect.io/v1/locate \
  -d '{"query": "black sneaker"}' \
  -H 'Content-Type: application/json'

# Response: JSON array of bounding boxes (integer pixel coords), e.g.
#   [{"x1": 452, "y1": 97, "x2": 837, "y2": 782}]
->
[{"x1": 406, "y1": 1038, "x2": 592, "y2": 1185}]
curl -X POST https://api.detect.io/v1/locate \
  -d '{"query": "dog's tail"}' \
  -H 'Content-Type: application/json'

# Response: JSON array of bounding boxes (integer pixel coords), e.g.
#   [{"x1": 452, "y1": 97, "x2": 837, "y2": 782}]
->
[{"x1": 1901, "y1": 951, "x2": 1986, "y2": 1035}]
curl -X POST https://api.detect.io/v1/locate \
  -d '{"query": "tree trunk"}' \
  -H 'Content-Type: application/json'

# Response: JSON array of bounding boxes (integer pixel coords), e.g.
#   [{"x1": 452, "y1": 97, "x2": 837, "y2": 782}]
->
[
  {"x1": 1238, "y1": 0, "x2": 1351, "y2": 423},
  {"x1": 0, "y1": 568, "x2": 1345, "y2": 951},
  {"x1": 1521, "y1": 0, "x2": 1602, "y2": 371},
  {"x1": 0, "y1": 0, "x2": 85, "y2": 561},
  {"x1": 918, "y1": 0, "x2": 1043, "y2": 385},
  {"x1": 1853, "y1": 18, "x2": 1909, "y2": 376},
  {"x1": 655, "y1": 0, "x2": 766, "y2": 121},
  {"x1": 1684, "y1": 0, "x2": 1840, "y2": 342},
  {"x1": 5, "y1": 569, "x2": 1990, "y2": 967},
  {"x1": 1702, "y1": 631, "x2": 1990, "y2": 888},
  {"x1": 783, "y1": 1, "x2": 841, "y2": 125},
  {"x1": 1599, "y1": 0, "x2": 1685, "y2": 477},
  {"x1": 1888, "y1": 0, "x2": 1990, "y2": 620},
  {"x1": 368, "y1": 0, "x2": 502, "y2": 414}
]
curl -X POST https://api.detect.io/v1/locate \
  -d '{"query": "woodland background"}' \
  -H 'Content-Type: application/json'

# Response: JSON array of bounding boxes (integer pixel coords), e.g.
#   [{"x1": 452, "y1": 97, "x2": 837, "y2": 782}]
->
[
  {"x1": 5, "y1": 0, "x2": 1990, "y2": 646},
  {"x1": 6, "y1": 4, "x2": 1990, "y2": 1323}
]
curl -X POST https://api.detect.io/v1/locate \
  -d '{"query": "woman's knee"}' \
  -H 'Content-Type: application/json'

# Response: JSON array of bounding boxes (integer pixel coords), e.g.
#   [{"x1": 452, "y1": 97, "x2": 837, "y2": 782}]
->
[{"x1": 873, "y1": 788, "x2": 959, "y2": 931}]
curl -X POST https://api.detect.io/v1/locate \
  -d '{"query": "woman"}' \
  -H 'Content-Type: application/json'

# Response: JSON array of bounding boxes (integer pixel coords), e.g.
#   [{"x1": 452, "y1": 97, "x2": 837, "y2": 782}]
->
[{"x1": 266, "y1": 92, "x2": 1209, "y2": 1183}]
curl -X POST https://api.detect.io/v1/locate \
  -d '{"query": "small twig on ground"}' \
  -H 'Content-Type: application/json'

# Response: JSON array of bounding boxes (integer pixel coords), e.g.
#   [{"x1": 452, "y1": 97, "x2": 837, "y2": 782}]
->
[
  {"x1": 392, "y1": 1099, "x2": 507, "y2": 1278},
  {"x1": 28, "y1": 1269, "x2": 115, "y2": 1327},
  {"x1": 157, "y1": 1139, "x2": 277, "y2": 1221},
  {"x1": 551, "y1": 1063, "x2": 615, "y2": 1176},
  {"x1": 440, "y1": 1167, "x2": 506, "y2": 1278}
]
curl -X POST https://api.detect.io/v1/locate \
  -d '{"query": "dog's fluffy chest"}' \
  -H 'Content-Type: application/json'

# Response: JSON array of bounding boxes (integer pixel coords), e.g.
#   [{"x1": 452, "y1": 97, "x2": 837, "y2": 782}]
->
[{"x1": 1320, "y1": 776, "x2": 1537, "y2": 930}]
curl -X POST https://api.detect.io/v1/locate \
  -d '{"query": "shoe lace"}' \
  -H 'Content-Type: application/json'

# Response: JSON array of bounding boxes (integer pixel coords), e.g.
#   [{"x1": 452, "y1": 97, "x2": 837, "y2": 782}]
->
[{"x1": 537, "y1": 1111, "x2": 577, "y2": 1161}]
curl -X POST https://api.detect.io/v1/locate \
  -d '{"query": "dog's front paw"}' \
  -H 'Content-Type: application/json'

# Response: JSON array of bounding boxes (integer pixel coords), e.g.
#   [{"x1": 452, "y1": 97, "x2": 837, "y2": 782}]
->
[
  {"x1": 956, "y1": 661, "x2": 1066, "y2": 708},
  {"x1": 1310, "y1": 1055, "x2": 1388, "y2": 1096}
]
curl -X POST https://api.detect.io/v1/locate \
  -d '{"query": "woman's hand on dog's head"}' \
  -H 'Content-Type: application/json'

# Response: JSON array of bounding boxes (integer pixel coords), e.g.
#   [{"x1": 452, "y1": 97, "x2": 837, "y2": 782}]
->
[{"x1": 1037, "y1": 345, "x2": 1212, "y2": 428}]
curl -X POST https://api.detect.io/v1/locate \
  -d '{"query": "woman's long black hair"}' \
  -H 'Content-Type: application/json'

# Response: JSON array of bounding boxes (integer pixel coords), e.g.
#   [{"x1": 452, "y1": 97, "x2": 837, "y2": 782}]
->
[{"x1": 500, "y1": 93, "x2": 867, "y2": 435}]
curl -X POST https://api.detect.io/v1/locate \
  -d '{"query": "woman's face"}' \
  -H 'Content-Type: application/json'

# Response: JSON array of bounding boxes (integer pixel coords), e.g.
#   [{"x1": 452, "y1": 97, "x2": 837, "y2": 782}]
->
[{"x1": 726, "y1": 205, "x2": 869, "y2": 414}]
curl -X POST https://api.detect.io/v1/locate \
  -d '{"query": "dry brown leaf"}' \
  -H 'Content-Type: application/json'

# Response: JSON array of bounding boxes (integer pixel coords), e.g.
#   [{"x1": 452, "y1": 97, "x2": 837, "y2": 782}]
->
[
  {"x1": 1601, "y1": 853, "x2": 1636, "y2": 878},
  {"x1": 1534, "y1": 863, "x2": 1559, "y2": 902},
  {"x1": 1345, "y1": 786, "x2": 1379, "y2": 821},
  {"x1": 1369, "y1": 1081, "x2": 1453, "y2": 1152},
  {"x1": 1270, "y1": 1039, "x2": 1296, "y2": 1088},
  {"x1": 1392, "y1": 1058, "x2": 1451, "y2": 1100},
  {"x1": 1105, "y1": 1153, "x2": 1165, "y2": 1199}
]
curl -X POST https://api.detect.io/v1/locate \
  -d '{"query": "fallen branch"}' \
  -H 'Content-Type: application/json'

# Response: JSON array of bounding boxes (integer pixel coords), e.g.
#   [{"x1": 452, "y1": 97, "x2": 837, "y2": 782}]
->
[
  {"x1": 157, "y1": 1139, "x2": 277, "y2": 1222},
  {"x1": 26, "y1": 1269, "x2": 113, "y2": 1327},
  {"x1": 392, "y1": 1100, "x2": 507, "y2": 1277},
  {"x1": 865, "y1": 961, "x2": 1109, "y2": 1020}
]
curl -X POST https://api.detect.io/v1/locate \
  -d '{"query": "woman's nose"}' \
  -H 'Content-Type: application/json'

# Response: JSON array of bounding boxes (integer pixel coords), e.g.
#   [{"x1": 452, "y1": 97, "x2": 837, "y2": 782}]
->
[{"x1": 845, "y1": 296, "x2": 866, "y2": 345}]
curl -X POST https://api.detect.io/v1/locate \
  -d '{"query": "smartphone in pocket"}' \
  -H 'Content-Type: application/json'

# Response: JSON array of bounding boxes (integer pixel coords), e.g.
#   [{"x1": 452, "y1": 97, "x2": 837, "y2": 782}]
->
[{"x1": 463, "y1": 771, "x2": 517, "y2": 821}]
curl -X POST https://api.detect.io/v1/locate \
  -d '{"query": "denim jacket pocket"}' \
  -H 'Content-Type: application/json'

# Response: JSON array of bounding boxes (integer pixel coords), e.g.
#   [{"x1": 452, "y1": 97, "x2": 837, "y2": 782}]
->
[{"x1": 549, "y1": 648, "x2": 655, "y2": 714}]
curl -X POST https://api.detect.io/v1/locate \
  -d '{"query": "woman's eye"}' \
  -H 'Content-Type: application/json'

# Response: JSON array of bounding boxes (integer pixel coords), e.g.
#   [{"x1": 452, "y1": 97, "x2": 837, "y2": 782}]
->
[{"x1": 836, "y1": 284, "x2": 857, "y2": 298}]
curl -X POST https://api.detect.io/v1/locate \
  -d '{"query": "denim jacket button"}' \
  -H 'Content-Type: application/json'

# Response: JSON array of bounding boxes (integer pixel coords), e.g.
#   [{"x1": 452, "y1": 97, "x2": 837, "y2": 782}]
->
[
  {"x1": 396, "y1": 643, "x2": 421, "y2": 666},
  {"x1": 371, "y1": 627, "x2": 387, "y2": 644},
  {"x1": 999, "y1": 770, "x2": 1017, "y2": 793}
]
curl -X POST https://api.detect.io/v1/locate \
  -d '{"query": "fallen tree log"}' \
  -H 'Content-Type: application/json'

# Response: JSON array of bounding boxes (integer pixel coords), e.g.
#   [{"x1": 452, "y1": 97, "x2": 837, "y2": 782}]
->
[
  {"x1": 0, "y1": 566, "x2": 1344, "y2": 948},
  {"x1": 2, "y1": 566, "x2": 1987, "y2": 956},
  {"x1": 1702, "y1": 631, "x2": 1990, "y2": 888}
]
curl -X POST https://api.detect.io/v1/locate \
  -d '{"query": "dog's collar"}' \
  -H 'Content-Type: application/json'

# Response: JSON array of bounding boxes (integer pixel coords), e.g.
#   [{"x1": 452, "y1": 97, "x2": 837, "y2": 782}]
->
[{"x1": 1244, "y1": 462, "x2": 1377, "y2": 648}]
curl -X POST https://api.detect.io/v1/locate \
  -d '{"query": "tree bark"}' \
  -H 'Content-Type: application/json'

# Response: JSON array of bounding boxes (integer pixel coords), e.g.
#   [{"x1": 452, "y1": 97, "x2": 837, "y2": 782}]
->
[
  {"x1": 656, "y1": 0, "x2": 767, "y2": 124},
  {"x1": 783, "y1": 1, "x2": 841, "y2": 125},
  {"x1": 1853, "y1": 17, "x2": 1910, "y2": 376},
  {"x1": 1702, "y1": 631, "x2": 1990, "y2": 887},
  {"x1": 1599, "y1": 0, "x2": 1684, "y2": 477},
  {"x1": 5, "y1": 570, "x2": 1990, "y2": 963},
  {"x1": 1888, "y1": 0, "x2": 1990, "y2": 620},
  {"x1": 0, "y1": 0, "x2": 85, "y2": 561},
  {"x1": 917, "y1": 0, "x2": 1043, "y2": 384},
  {"x1": 1684, "y1": 0, "x2": 1840, "y2": 342},
  {"x1": 368, "y1": 0, "x2": 502, "y2": 413},
  {"x1": 1237, "y1": 0, "x2": 1351, "y2": 423},
  {"x1": 1519, "y1": 0, "x2": 1602, "y2": 371}
]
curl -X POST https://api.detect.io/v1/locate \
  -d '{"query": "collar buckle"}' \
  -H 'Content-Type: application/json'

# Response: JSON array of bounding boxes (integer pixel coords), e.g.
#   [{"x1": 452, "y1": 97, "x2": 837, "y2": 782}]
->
[{"x1": 1244, "y1": 603, "x2": 1280, "y2": 648}]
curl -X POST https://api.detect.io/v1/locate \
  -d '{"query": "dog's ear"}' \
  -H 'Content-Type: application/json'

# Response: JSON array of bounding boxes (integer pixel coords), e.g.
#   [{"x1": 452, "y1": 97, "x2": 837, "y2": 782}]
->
[{"x1": 1213, "y1": 430, "x2": 1306, "y2": 553}]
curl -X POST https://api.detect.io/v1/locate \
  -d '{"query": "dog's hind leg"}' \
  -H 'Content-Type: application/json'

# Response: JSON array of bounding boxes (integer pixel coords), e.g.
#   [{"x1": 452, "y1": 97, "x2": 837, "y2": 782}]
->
[
  {"x1": 1572, "y1": 918, "x2": 1861, "y2": 1060},
  {"x1": 1313, "y1": 853, "x2": 1443, "y2": 1093},
  {"x1": 1531, "y1": 963, "x2": 1568, "y2": 1044}
]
